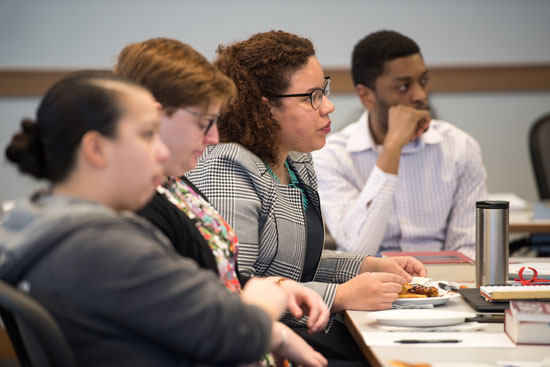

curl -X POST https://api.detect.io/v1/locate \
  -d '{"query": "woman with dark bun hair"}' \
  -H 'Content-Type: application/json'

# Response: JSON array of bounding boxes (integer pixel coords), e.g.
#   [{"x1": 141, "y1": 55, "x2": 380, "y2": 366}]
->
[
  {"x1": 188, "y1": 30, "x2": 427, "y2": 365},
  {"x1": 0, "y1": 72, "x2": 320, "y2": 367}
]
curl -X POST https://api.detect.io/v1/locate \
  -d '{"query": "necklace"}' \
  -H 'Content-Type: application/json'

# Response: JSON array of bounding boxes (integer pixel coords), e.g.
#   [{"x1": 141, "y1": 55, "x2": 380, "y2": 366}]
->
[{"x1": 265, "y1": 161, "x2": 308, "y2": 210}]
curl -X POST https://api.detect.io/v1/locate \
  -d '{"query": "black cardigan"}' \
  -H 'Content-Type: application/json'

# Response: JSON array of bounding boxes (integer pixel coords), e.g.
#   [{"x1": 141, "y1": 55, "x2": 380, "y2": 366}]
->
[
  {"x1": 137, "y1": 177, "x2": 218, "y2": 274},
  {"x1": 137, "y1": 177, "x2": 248, "y2": 285}
]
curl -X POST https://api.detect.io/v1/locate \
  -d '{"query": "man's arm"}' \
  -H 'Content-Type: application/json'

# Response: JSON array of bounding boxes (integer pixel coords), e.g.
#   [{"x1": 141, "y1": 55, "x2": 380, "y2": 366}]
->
[
  {"x1": 444, "y1": 136, "x2": 488, "y2": 259},
  {"x1": 315, "y1": 106, "x2": 430, "y2": 254},
  {"x1": 314, "y1": 149, "x2": 397, "y2": 254}
]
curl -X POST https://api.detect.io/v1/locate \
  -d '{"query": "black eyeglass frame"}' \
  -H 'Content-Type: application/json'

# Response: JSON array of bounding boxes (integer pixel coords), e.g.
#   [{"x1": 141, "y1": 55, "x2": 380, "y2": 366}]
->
[
  {"x1": 274, "y1": 76, "x2": 331, "y2": 110},
  {"x1": 181, "y1": 107, "x2": 220, "y2": 135}
]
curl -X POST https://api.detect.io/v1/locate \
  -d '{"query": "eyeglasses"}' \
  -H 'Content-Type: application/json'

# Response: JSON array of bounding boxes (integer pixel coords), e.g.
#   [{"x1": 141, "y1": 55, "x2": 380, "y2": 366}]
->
[
  {"x1": 181, "y1": 108, "x2": 219, "y2": 135},
  {"x1": 274, "y1": 76, "x2": 331, "y2": 110}
]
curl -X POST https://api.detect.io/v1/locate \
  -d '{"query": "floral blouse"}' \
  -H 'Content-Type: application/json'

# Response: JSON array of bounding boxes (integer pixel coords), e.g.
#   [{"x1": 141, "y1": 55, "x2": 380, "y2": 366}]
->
[
  {"x1": 157, "y1": 176, "x2": 241, "y2": 293},
  {"x1": 158, "y1": 177, "x2": 290, "y2": 367}
]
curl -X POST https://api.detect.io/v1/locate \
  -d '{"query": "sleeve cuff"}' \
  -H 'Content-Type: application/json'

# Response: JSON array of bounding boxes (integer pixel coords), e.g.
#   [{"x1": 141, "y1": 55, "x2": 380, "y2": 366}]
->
[{"x1": 357, "y1": 165, "x2": 398, "y2": 205}]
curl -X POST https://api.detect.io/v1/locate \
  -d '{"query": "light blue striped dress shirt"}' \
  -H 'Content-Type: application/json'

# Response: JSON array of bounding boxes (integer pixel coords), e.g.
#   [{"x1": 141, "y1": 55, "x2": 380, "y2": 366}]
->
[{"x1": 312, "y1": 111, "x2": 487, "y2": 259}]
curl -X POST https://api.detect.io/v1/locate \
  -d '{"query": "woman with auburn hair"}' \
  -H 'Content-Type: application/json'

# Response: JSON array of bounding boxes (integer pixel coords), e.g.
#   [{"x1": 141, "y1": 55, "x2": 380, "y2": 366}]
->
[
  {"x1": 188, "y1": 30, "x2": 427, "y2": 364},
  {"x1": 0, "y1": 71, "x2": 318, "y2": 367},
  {"x1": 115, "y1": 38, "x2": 328, "y2": 367}
]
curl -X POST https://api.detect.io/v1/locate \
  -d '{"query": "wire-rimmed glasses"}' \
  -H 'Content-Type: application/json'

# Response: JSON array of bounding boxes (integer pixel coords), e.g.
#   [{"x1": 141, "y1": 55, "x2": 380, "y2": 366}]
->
[
  {"x1": 181, "y1": 108, "x2": 219, "y2": 135},
  {"x1": 274, "y1": 76, "x2": 331, "y2": 110}
]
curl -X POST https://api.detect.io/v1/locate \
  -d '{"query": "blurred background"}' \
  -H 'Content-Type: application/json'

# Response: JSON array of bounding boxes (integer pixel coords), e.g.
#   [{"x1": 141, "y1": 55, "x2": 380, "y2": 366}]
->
[{"x1": 1, "y1": 0, "x2": 549, "y2": 203}]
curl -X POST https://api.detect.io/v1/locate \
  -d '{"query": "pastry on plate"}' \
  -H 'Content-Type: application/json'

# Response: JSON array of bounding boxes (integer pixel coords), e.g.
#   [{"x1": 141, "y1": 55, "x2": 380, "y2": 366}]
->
[{"x1": 398, "y1": 283, "x2": 439, "y2": 298}]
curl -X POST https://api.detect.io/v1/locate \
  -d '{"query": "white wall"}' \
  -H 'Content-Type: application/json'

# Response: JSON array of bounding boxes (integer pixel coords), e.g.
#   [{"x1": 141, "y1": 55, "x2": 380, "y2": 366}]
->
[{"x1": 1, "y1": 0, "x2": 549, "y2": 202}]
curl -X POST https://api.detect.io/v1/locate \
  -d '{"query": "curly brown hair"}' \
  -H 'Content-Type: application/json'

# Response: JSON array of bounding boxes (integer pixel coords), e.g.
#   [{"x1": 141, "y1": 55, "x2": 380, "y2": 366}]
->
[
  {"x1": 114, "y1": 37, "x2": 236, "y2": 115},
  {"x1": 214, "y1": 30, "x2": 315, "y2": 164}
]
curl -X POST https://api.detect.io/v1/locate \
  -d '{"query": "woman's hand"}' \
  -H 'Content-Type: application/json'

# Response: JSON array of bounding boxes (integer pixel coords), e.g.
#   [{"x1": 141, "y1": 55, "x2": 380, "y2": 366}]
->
[
  {"x1": 360, "y1": 256, "x2": 427, "y2": 281},
  {"x1": 271, "y1": 322, "x2": 327, "y2": 367},
  {"x1": 331, "y1": 272, "x2": 406, "y2": 312},
  {"x1": 272, "y1": 278, "x2": 330, "y2": 333},
  {"x1": 241, "y1": 278, "x2": 288, "y2": 321}
]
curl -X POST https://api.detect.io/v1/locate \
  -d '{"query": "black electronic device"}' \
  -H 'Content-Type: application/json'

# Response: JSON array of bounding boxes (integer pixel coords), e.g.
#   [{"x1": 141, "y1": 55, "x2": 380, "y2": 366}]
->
[{"x1": 458, "y1": 288, "x2": 509, "y2": 312}]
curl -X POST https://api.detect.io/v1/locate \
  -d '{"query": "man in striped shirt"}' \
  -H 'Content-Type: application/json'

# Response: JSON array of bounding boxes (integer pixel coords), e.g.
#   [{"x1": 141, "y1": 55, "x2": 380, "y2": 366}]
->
[{"x1": 313, "y1": 30, "x2": 487, "y2": 259}]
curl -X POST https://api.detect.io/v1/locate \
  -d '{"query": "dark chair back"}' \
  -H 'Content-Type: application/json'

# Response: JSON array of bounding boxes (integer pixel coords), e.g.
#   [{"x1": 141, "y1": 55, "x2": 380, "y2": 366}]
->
[
  {"x1": 0, "y1": 280, "x2": 76, "y2": 367},
  {"x1": 529, "y1": 113, "x2": 550, "y2": 200}
]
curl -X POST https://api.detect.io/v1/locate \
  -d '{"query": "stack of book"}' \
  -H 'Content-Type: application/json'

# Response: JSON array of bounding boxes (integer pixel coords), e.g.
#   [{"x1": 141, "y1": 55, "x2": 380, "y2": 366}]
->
[
  {"x1": 504, "y1": 300, "x2": 550, "y2": 345},
  {"x1": 480, "y1": 285, "x2": 550, "y2": 302}
]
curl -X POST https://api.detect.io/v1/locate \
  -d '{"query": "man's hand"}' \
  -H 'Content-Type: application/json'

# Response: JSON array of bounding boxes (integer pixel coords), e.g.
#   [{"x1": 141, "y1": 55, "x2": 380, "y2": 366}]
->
[
  {"x1": 331, "y1": 272, "x2": 406, "y2": 312},
  {"x1": 360, "y1": 256, "x2": 427, "y2": 281},
  {"x1": 377, "y1": 105, "x2": 431, "y2": 174},
  {"x1": 384, "y1": 105, "x2": 431, "y2": 150}
]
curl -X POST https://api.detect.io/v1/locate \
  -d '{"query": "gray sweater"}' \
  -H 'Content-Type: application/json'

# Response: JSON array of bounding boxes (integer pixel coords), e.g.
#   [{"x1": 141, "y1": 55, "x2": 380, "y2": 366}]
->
[{"x1": 0, "y1": 193, "x2": 271, "y2": 367}]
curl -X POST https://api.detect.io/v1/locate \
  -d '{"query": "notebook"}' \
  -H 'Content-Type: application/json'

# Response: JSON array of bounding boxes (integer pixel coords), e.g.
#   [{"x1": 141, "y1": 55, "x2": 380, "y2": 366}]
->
[
  {"x1": 459, "y1": 288, "x2": 509, "y2": 312},
  {"x1": 380, "y1": 250, "x2": 474, "y2": 264},
  {"x1": 480, "y1": 285, "x2": 550, "y2": 302}
]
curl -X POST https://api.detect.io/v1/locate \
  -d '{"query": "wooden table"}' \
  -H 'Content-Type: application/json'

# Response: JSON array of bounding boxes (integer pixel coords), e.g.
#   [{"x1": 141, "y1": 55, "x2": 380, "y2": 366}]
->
[
  {"x1": 343, "y1": 257, "x2": 550, "y2": 367},
  {"x1": 509, "y1": 210, "x2": 550, "y2": 234},
  {"x1": 509, "y1": 221, "x2": 550, "y2": 233}
]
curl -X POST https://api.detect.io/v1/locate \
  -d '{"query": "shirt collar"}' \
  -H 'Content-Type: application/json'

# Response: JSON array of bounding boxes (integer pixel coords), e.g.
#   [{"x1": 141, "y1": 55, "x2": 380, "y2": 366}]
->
[
  {"x1": 347, "y1": 111, "x2": 376, "y2": 153},
  {"x1": 346, "y1": 110, "x2": 443, "y2": 154}
]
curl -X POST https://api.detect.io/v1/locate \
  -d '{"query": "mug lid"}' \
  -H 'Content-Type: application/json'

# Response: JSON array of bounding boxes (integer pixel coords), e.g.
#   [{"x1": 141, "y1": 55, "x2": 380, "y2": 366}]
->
[{"x1": 476, "y1": 201, "x2": 509, "y2": 209}]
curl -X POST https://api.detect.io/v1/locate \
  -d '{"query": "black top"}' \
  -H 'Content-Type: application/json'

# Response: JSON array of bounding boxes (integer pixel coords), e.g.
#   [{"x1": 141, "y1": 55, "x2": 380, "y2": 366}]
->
[
  {"x1": 136, "y1": 177, "x2": 219, "y2": 274},
  {"x1": 137, "y1": 177, "x2": 249, "y2": 285},
  {"x1": 294, "y1": 180, "x2": 324, "y2": 282}
]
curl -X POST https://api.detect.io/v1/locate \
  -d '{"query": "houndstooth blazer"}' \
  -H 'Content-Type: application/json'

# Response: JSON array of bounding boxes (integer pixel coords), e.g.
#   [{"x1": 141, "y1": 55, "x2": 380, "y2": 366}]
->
[{"x1": 187, "y1": 143, "x2": 367, "y2": 326}]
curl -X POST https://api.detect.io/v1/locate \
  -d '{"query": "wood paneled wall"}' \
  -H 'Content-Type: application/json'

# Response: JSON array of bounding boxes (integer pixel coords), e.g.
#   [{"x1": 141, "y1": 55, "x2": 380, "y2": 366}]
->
[{"x1": 1, "y1": 65, "x2": 550, "y2": 97}]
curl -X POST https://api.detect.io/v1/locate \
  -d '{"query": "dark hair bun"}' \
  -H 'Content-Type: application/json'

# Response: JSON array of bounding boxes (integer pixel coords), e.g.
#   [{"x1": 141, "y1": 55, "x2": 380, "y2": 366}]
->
[{"x1": 5, "y1": 118, "x2": 49, "y2": 179}]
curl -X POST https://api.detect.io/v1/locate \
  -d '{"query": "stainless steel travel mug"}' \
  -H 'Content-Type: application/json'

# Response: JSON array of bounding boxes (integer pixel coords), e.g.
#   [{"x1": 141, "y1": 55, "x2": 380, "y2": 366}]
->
[{"x1": 476, "y1": 201, "x2": 509, "y2": 287}]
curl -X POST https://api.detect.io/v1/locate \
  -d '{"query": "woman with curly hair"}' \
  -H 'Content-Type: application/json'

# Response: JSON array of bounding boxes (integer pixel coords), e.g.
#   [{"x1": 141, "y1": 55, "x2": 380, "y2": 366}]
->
[{"x1": 188, "y1": 30, "x2": 426, "y2": 365}]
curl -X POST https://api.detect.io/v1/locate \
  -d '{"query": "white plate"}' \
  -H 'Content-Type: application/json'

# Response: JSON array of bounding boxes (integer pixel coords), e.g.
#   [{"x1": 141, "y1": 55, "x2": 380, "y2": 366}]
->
[
  {"x1": 367, "y1": 309, "x2": 476, "y2": 327},
  {"x1": 394, "y1": 292, "x2": 461, "y2": 306},
  {"x1": 509, "y1": 262, "x2": 550, "y2": 280},
  {"x1": 393, "y1": 277, "x2": 461, "y2": 306}
]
